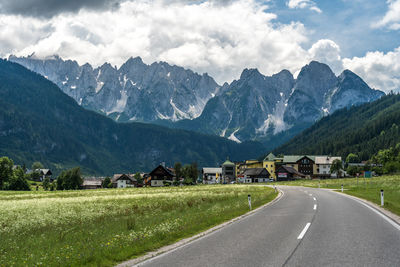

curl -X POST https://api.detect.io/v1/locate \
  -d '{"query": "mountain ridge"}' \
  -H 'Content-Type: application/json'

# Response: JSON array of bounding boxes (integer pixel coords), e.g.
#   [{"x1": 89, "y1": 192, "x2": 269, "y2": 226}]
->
[
  {"x1": 9, "y1": 56, "x2": 384, "y2": 150},
  {"x1": 0, "y1": 59, "x2": 265, "y2": 175}
]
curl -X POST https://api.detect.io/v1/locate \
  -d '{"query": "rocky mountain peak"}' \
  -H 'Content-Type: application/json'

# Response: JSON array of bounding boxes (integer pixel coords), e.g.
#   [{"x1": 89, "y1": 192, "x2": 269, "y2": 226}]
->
[{"x1": 240, "y1": 68, "x2": 262, "y2": 80}]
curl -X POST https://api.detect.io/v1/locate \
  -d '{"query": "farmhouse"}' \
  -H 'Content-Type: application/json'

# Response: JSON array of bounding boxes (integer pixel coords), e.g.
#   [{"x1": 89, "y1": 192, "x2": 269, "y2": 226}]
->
[
  {"x1": 112, "y1": 174, "x2": 137, "y2": 188},
  {"x1": 315, "y1": 156, "x2": 342, "y2": 178},
  {"x1": 241, "y1": 168, "x2": 271, "y2": 183},
  {"x1": 275, "y1": 165, "x2": 305, "y2": 181},
  {"x1": 36, "y1": 169, "x2": 53, "y2": 181},
  {"x1": 82, "y1": 179, "x2": 103, "y2": 189},
  {"x1": 148, "y1": 165, "x2": 175, "y2": 187}
]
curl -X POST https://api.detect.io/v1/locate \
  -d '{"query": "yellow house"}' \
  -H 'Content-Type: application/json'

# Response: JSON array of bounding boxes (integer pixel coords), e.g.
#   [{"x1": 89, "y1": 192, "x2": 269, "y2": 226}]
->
[{"x1": 263, "y1": 153, "x2": 278, "y2": 179}]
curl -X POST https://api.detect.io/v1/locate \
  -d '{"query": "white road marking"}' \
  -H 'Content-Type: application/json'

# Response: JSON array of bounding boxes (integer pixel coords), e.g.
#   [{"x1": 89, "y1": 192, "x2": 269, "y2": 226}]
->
[
  {"x1": 309, "y1": 194, "x2": 312, "y2": 196},
  {"x1": 298, "y1": 223, "x2": 311, "y2": 239},
  {"x1": 313, "y1": 197, "x2": 316, "y2": 201},
  {"x1": 313, "y1": 204, "x2": 317, "y2": 210}
]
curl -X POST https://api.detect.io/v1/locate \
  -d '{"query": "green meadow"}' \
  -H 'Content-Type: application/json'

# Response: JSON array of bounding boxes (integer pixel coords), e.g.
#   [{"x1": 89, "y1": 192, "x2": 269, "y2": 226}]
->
[
  {"x1": 0, "y1": 185, "x2": 277, "y2": 266},
  {"x1": 278, "y1": 175, "x2": 400, "y2": 216}
]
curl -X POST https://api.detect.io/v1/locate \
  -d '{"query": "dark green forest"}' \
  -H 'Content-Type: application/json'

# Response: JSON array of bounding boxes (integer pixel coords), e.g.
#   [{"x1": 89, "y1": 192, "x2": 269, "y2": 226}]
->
[
  {"x1": 0, "y1": 59, "x2": 265, "y2": 175},
  {"x1": 275, "y1": 94, "x2": 400, "y2": 161}
]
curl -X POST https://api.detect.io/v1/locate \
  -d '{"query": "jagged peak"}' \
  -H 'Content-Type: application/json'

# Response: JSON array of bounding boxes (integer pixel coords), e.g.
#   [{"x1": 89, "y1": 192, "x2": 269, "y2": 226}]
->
[{"x1": 240, "y1": 68, "x2": 262, "y2": 80}]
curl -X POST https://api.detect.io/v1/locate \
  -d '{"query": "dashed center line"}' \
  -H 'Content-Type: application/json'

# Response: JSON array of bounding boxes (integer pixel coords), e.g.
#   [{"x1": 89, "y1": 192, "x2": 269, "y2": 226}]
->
[
  {"x1": 297, "y1": 223, "x2": 311, "y2": 239},
  {"x1": 313, "y1": 197, "x2": 316, "y2": 201},
  {"x1": 313, "y1": 204, "x2": 317, "y2": 210},
  {"x1": 309, "y1": 194, "x2": 312, "y2": 196}
]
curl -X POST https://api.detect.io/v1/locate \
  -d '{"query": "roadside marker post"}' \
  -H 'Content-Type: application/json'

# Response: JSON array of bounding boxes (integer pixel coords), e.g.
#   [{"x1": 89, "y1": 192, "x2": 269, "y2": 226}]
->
[
  {"x1": 380, "y1": 190, "x2": 384, "y2": 206},
  {"x1": 248, "y1": 194, "x2": 252, "y2": 210},
  {"x1": 341, "y1": 184, "x2": 343, "y2": 192}
]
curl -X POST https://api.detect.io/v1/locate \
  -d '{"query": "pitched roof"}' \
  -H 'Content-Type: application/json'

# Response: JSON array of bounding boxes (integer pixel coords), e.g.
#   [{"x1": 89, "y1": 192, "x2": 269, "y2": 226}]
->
[
  {"x1": 315, "y1": 156, "x2": 342, "y2": 164},
  {"x1": 277, "y1": 165, "x2": 306, "y2": 177},
  {"x1": 203, "y1": 168, "x2": 222, "y2": 174},
  {"x1": 283, "y1": 155, "x2": 315, "y2": 163},
  {"x1": 112, "y1": 174, "x2": 137, "y2": 183},
  {"x1": 82, "y1": 179, "x2": 102, "y2": 186},
  {"x1": 149, "y1": 165, "x2": 175, "y2": 177},
  {"x1": 222, "y1": 159, "x2": 235, "y2": 166},
  {"x1": 242, "y1": 168, "x2": 270, "y2": 176},
  {"x1": 264, "y1": 153, "x2": 276, "y2": 161},
  {"x1": 37, "y1": 169, "x2": 52, "y2": 175}
]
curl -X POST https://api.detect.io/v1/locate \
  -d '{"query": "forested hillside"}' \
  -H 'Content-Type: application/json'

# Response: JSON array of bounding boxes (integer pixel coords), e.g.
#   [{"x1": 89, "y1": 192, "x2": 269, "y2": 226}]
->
[
  {"x1": 0, "y1": 60, "x2": 265, "y2": 175},
  {"x1": 275, "y1": 94, "x2": 400, "y2": 160}
]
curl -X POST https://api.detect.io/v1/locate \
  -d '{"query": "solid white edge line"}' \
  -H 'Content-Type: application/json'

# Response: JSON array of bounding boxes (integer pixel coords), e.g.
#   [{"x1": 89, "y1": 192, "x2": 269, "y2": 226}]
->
[
  {"x1": 313, "y1": 204, "x2": 317, "y2": 210},
  {"x1": 350, "y1": 197, "x2": 400, "y2": 231},
  {"x1": 129, "y1": 188, "x2": 285, "y2": 266},
  {"x1": 297, "y1": 222, "x2": 311, "y2": 239},
  {"x1": 313, "y1": 197, "x2": 316, "y2": 201}
]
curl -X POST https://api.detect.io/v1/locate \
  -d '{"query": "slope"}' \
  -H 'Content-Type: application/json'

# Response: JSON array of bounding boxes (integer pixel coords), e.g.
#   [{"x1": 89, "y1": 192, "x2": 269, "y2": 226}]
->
[
  {"x1": 0, "y1": 59, "x2": 264, "y2": 175},
  {"x1": 274, "y1": 94, "x2": 400, "y2": 160}
]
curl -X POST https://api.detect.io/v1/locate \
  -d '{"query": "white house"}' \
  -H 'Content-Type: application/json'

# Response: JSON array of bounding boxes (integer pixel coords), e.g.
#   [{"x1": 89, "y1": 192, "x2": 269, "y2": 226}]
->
[
  {"x1": 112, "y1": 174, "x2": 137, "y2": 188},
  {"x1": 202, "y1": 168, "x2": 222, "y2": 184},
  {"x1": 315, "y1": 156, "x2": 342, "y2": 177}
]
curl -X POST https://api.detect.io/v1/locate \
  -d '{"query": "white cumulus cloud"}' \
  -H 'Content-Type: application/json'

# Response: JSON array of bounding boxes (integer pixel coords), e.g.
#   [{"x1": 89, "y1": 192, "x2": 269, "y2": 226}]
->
[
  {"x1": 287, "y1": 0, "x2": 322, "y2": 13},
  {"x1": 1, "y1": 0, "x2": 314, "y2": 83},
  {"x1": 343, "y1": 47, "x2": 400, "y2": 93},
  {"x1": 308, "y1": 39, "x2": 343, "y2": 74},
  {"x1": 373, "y1": 0, "x2": 400, "y2": 30}
]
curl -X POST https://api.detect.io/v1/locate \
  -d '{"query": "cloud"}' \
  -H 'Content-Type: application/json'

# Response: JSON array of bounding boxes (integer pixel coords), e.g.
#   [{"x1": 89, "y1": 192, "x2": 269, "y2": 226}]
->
[
  {"x1": 0, "y1": 0, "x2": 122, "y2": 18},
  {"x1": 1, "y1": 0, "x2": 313, "y2": 84},
  {"x1": 308, "y1": 39, "x2": 343, "y2": 74},
  {"x1": 286, "y1": 0, "x2": 322, "y2": 13},
  {"x1": 373, "y1": 0, "x2": 400, "y2": 30},
  {"x1": 1, "y1": 0, "x2": 398, "y2": 93},
  {"x1": 343, "y1": 47, "x2": 400, "y2": 93}
]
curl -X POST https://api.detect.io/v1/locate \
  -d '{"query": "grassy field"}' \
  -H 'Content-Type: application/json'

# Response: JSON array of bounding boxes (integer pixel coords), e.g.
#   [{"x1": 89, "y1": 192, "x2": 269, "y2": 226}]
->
[
  {"x1": 0, "y1": 185, "x2": 277, "y2": 266},
  {"x1": 277, "y1": 175, "x2": 400, "y2": 216}
]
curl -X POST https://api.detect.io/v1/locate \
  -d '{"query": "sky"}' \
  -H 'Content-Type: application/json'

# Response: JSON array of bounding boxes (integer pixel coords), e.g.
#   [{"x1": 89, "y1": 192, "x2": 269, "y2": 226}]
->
[{"x1": 0, "y1": 0, "x2": 399, "y2": 92}]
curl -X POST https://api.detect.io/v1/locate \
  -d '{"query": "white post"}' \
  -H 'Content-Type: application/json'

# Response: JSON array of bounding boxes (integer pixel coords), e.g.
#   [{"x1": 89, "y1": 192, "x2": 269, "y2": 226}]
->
[
  {"x1": 248, "y1": 194, "x2": 252, "y2": 210},
  {"x1": 274, "y1": 185, "x2": 277, "y2": 193},
  {"x1": 341, "y1": 184, "x2": 343, "y2": 192},
  {"x1": 380, "y1": 189, "x2": 384, "y2": 206}
]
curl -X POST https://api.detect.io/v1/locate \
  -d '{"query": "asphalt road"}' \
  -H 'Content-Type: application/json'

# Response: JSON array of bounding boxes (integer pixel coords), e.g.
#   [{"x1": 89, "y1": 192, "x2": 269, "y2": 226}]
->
[{"x1": 136, "y1": 186, "x2": 400, "y2": 267}]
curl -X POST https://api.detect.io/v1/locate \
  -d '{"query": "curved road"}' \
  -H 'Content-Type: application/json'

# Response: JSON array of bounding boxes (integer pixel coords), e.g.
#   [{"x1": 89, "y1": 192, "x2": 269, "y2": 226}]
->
[{"x1": 136, "y1": 186, "x2": 400, "y2": 266}]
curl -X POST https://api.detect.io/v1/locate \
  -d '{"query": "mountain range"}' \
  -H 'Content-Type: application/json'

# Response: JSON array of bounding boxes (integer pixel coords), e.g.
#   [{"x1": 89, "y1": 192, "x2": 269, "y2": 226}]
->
[
  {"x1": 9, "y1": 55, "x2": 384, "y2": 149},
  {"x1": 0, "y1": 59, "x2": 264, "y2": 175}
]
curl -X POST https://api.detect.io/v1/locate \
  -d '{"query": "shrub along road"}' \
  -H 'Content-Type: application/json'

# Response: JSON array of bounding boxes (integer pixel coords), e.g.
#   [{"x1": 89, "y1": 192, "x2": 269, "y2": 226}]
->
[{"x1": 136, "y1": 186, "x2": 400, "y2": 266}]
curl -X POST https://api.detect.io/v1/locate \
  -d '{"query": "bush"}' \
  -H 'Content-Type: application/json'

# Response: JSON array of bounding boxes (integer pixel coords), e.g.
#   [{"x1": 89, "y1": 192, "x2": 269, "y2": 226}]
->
[
  {"x1": 8, "y1": 167, "x2": 30, "y2": 191},
  {"x1": 163, "y1": 181, "x2": 171, "y2": 187}
]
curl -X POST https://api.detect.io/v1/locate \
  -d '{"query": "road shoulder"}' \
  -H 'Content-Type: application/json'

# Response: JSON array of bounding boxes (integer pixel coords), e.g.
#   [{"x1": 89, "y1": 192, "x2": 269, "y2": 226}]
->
[
  {"x1": 116, "y1": 188, "x2": 283, "y2": 267},
  {"x1": 326, "y1": 189, "x2": 400, "y2": 227}
]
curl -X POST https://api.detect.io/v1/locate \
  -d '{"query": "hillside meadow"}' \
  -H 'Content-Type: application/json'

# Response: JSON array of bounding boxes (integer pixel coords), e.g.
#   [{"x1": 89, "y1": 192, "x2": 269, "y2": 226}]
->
[
  {"x1": 0, "y1": 185, "x2": 277, "y2": 266},
  {"x1": 277, "y1": 175, "x2": 400, "y2": 216}
]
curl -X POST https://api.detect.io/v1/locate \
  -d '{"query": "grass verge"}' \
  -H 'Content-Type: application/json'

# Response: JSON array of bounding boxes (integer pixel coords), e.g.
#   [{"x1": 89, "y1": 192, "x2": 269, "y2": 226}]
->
[
  {"x1": 277, "y1": 175, "x2": 400, "y2": 216},
  {"x1": 0, "y1": 185, "x2": 277, "y2": 266}
]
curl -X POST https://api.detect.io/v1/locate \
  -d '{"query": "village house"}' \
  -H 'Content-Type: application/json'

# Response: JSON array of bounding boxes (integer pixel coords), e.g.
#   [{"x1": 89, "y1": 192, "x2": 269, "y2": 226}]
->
[
  {"x1": 82, "y1": 179, "x2": 103, "y2": 189},
  {"x1": 112, "y1": 174, "x2": 137, "y2": 188},
  {"x1": 240, "y1": 168, "x2": 271, "y2": 183},
  {"x1": 36, "y1": 169, "x2": 53, "y2": 181},
  {"x1": 148, "y1": 165, "x2": 175, "y2": 187},
  {"x1": 275, "y1": 165, "x2": 306, "y2": 181},
  {"x1": 315, "y1": 156, "x2": 342, "y2": 178},
  {"x1": 202, "y1": 167, "x2": 222, "y2": 184},
  {"x1": 262, "y1": 153, "x2": 283, "y2": 180}
]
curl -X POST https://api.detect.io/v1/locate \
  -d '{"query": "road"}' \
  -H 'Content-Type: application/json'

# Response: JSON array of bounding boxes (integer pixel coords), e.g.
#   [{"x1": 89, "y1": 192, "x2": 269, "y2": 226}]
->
[{"x1": 136, "y1": 186, "x2": 400, "y2": 267}]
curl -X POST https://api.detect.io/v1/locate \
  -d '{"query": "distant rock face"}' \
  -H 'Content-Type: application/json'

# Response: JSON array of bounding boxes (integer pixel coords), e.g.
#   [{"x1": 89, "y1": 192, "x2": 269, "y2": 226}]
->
[
  {"x1": 10, "y1": 55, "x2": 384, "y2": 146},
  {"x1": 180, "y1": 61, "x2": 384, "y2": 144},
  {"x1": 9, "y1": 55, "x2": 220, "y2": 122}
]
